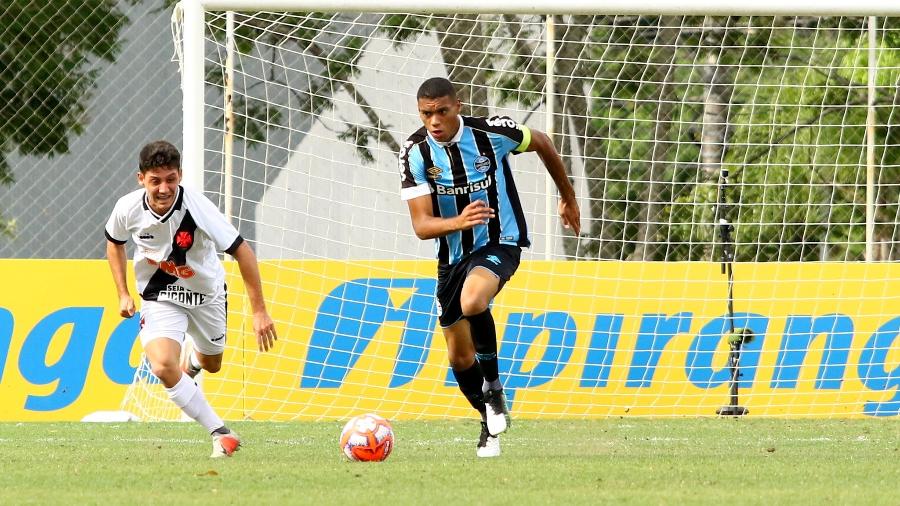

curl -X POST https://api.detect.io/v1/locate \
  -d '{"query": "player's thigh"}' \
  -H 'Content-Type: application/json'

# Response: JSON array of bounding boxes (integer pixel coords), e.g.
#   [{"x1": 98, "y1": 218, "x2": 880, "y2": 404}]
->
[
  {"x1": 441, "y1": 319, "x2": 475, "y2": 366},
  {"x1": 140, "y1": 300, "x2": 188, "y2": 353},
  {"x1": 185, "y1": 293, "x2": 227, "y2": 358},
  {"x1": 460, "y1": 268, "x2": 501, "y2": 313},
  {"x1": 143, "y1": 335, "x2": 182, "y2": 371},
  {"x1": 461, "y1": 245, "x2": 521, "y2": 311},
  {"x1": 436, "y1": 263, "x2": 466, "y2": 327}
]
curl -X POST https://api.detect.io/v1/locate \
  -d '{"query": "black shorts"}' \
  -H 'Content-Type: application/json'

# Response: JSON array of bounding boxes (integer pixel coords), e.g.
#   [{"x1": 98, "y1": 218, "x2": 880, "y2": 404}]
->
[{"x1": 436, "y1": 244, "x2": 521, "y2": 327}]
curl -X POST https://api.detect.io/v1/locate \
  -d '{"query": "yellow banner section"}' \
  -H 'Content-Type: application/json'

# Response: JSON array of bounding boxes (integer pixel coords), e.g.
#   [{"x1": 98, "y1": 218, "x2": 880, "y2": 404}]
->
[
  {"x1": 0, "y1": 260, "x2": 143, "y2": 421},
  {"x1": 0, "y1": 260, "x2": 898, "y2": 421}
]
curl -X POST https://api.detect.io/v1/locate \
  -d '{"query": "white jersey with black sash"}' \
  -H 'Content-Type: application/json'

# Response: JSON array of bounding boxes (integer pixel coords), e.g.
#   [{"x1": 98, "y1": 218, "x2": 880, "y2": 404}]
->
[{"x1": 105, "y1": 185, "x2": 243, "y2": 307}]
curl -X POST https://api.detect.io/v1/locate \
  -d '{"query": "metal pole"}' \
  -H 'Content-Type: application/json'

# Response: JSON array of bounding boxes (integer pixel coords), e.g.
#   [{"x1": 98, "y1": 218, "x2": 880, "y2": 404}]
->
[
  {"x1": 224, "y1": 11, "x2": 235, "y2": 223},
  {"x1": 716, "y1": 167, "x2": 748, "y2": 417},
  {"x1": 182, "y1": 0, "x2": 206, "y2": 191},
  {"x1": 865, "y1": 16, "x2": 877, "y2": 262},
  {"x1": 544, "y1": 15, "x2": 555, "y2": 260}
]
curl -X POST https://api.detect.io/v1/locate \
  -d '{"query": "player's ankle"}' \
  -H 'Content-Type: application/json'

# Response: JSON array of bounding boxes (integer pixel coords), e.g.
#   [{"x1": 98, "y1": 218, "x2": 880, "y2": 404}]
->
[{"x1": 211, "y1": 426, "x2": 231, "y2": 436}]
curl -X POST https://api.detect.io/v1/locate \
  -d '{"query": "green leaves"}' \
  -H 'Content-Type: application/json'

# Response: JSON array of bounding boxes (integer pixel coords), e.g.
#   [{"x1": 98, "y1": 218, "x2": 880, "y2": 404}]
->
[
  {"x1": 200, "y1": 12, "x2": 898, "y2": 260},
  {"x1": 0, "y1": 0, "x2": 130, "y2": 239}
]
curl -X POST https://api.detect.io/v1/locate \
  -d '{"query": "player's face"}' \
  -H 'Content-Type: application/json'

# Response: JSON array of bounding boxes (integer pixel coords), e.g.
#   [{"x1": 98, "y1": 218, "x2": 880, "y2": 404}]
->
[
  {"x1": 138, "y1": 166, "x2": 182, "y2": 214},
  {"x1": 418, "y1": 95, "x2": 461, "y2": 143}
]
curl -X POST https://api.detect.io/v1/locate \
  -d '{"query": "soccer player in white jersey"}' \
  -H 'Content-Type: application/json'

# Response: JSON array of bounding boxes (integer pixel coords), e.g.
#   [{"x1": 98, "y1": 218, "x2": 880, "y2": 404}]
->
[{"x1": 105, "y1": 140, "x2": 277, "y2": 458}]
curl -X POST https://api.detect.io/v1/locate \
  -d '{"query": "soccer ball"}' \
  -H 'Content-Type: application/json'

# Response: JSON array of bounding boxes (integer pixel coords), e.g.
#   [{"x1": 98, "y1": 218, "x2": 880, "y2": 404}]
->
[{"x1": 340, "y1": 413, "x2": 394, "y2": 462}]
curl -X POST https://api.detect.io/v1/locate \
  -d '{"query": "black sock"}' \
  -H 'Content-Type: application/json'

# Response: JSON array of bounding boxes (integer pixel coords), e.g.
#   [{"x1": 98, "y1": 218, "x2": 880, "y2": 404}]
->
[
  {"x1": 468, "y1": 309, "x2": 499, "y2": 385},
  {"x1": 211, "y1": 426, "x2": 231, "y2": 436},
  {"x1": 452, "y1": 360, "x2": 486, "y2": 414}
]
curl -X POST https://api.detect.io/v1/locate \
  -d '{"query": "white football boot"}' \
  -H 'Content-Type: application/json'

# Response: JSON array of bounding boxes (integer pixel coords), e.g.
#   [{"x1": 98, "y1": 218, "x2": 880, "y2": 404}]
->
[
  {"x1": 484, "y1": 388, "x2": 510, "y2": 436},
  {"x1": 476, "y1": 422, "x2": 500, "y2": 458},
  {"x1": 211, "y1": 432, "x2": 241, "y2": 458}
]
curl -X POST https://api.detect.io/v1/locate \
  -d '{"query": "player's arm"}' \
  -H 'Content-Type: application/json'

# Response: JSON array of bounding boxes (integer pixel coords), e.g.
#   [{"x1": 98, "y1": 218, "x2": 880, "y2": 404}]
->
[
  {"x1": 406, "y1": 195, "x2": 495, "y2": 240},
  {"x1": 524, "y1": 128, "x2": 582, "y2": 236},
  {"x1": 106, "y1": 240, "x2": 135, "y2": 318},
  {"x1": 230, "y1": 241, "x2": 277, "y2": 352}
]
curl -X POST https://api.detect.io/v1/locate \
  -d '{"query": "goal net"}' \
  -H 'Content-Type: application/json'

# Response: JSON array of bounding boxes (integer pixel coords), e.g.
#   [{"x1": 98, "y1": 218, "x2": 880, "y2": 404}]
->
[{"x1": 123, "y1": 1, "x2": 900, "y2": 420}]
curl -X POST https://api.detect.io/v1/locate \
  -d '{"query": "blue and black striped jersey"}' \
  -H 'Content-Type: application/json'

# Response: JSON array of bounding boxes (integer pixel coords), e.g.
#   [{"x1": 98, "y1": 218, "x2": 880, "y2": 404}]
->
[{"x1": 399, "y1": 115, "x2": 532, "y2": 265}]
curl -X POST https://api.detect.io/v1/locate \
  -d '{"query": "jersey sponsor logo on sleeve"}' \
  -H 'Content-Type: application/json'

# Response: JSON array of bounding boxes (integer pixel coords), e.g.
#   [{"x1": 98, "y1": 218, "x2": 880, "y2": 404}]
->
[
  {"x1": 398, "y1": 140, "x2": 414, "y2": 178},
  {"x1": 486, "y1": 116, "x2": 519, "y2": 129}
]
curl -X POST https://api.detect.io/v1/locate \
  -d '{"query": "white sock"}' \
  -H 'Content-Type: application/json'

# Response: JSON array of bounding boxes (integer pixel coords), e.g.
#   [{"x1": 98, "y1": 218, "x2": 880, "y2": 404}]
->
[
  {"x1": 187, "y1": 352, "x2": 203, "y2": 376},
  {"x1": 482, "y1": 379, "x2": 502, "y2": 394},
  {"x1": 165, "y1": 373, "x2": 224, "y2": 434}
]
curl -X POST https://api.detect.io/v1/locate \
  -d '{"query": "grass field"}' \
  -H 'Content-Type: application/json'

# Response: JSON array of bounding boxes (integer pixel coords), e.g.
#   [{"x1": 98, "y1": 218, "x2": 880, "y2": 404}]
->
[{"x1": 0, "y1": 419, "x2": 897, "y2": 505}]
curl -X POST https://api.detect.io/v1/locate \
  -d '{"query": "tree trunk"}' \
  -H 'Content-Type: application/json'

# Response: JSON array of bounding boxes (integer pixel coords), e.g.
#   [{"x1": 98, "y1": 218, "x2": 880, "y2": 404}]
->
[
  {"x1": 627, "y1": 20, "x2": 680, "y2": 261},
  {"x1": 551, "y1": 16, "x2": 593, "y2": 258},
  {"x1": 697, "y1": 20, "x2": 734, "y2": 261}
]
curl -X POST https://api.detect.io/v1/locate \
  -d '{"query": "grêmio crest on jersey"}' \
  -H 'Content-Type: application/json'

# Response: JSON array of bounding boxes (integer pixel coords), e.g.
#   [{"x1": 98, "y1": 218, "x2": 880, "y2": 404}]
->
[{"x1": 105, "y1": 185, "x2": 243, "y2": 307}]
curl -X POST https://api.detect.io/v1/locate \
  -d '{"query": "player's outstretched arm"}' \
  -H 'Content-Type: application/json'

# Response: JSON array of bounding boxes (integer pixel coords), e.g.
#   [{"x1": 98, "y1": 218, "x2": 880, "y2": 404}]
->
[
  {"x1": 526, "y1": 129, "x2": 582, "y2": 236},
  {"x1": 231, "y1": 241, "x2": 278, "y2": 352},
  {"x1": 106, "y1": 240, "x2": 135, "y2": 318},
  {"x1": 406, "y1": 195, "x2": 495, "y2": 240}
]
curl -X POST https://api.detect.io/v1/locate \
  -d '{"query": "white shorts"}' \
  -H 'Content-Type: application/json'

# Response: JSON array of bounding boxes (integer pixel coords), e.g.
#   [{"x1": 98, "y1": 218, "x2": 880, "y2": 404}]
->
[{"x1": 139, "y1": 293, "x2": 227, "y2": 356}]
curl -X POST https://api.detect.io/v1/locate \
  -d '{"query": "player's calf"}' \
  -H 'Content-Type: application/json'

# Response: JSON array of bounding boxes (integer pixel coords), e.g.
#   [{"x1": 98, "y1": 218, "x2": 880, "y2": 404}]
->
[{"x1": 180, "y1": 340, "x2": 203, "y2": 378}]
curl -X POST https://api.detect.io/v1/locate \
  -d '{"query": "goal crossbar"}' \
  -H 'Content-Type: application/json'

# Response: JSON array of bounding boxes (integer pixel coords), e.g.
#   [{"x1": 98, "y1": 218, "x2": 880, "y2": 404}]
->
[{"x1": 193, "y1": 0, "x2": 900, "y2": 16}]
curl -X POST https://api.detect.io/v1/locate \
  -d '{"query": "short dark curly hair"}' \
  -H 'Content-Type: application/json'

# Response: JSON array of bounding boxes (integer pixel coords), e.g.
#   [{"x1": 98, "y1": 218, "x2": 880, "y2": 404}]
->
[
  {"x1": 416, "y1": 77, "x2": 457, "y2": 101},
  {"x1": 139, "y1": 140, "x2": 181, "y2": 172}
]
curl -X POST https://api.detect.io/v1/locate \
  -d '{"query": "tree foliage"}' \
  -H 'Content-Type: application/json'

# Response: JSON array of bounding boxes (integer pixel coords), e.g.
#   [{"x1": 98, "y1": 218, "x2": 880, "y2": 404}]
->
[
  {"x1": 201, "y1": 12, "x2": 900, "y2": 261},
  {"x1": 0, "y1": 0, "x2": 135, "y2": 237}
]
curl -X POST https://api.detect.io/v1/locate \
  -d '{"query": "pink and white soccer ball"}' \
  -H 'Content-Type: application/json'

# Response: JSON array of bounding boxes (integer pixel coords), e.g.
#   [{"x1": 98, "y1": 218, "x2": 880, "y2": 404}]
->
[{"x1": 340, "y1": 413, "x2": 395, "y2": 462}]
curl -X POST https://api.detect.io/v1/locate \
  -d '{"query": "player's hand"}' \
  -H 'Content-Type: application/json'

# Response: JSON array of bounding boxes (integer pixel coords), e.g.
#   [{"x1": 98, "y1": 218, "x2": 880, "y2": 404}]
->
[
  {"x1": 119, "y1": 295, "x2": 136, "y2": 318},
  {"x1": 253, "y1": 311, "x2": 278, "y2": 352},
  {"x1": 558, "y1": 198, "x2": 581, "y2": 236},
  {"x1": 456, "y1": 200, "x2": 495, "y2": 231}
]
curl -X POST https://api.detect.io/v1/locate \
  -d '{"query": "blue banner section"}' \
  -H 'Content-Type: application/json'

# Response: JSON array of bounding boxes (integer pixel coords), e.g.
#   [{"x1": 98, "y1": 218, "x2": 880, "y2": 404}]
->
[
  {"x1": 2, "y1": 307, "x2": 139, "y2": 412},
  {"x1": 301, "y1": 278, "x2": 439, "y2": 388},
  {"x1": 497, "y1": 312, "x2": 578, "y2": 402},
  {"x1": 687, "y1": 313, "x2": 768, "y2": 389},
  {"x1": 772, "y1": 314, "x2": 853, "y2": 389},
  {"x1": 296, "y1": 279, "x2": 900, "y2": 416},
  {"x1": 858, "y1": 317, "x2": 900, "y2": 416}
]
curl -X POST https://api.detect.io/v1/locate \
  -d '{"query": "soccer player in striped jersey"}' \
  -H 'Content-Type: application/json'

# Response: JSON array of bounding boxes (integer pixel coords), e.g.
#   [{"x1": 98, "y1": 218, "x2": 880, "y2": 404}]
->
[
  {"x1": 399, "y1": 78, "x2": 581, "y2": 458},
  {"x1": 105, "y1": 140, "x2": 277, "y2": 458}
]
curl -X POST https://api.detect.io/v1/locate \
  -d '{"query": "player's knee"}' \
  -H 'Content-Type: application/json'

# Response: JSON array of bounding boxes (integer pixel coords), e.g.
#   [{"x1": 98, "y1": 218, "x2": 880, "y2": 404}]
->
[
  {"x1": 203, "y1": 362, "x2": 222, "y2": 374},
  {"x1": 151, "y1": 362, "x2": 181, "y2": 386},
  {"x1": 447, "y1": 352, "x2": 475, "y2": 370},
  {"x1": 460, "y1": 296, "x2": 489, "y2": 317}
]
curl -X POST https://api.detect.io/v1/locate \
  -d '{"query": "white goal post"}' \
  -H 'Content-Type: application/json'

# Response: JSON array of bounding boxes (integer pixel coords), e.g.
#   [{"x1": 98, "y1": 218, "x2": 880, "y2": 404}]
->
[{"x1": 123, "y1": 0, "x2": 900, "y2": 421}]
